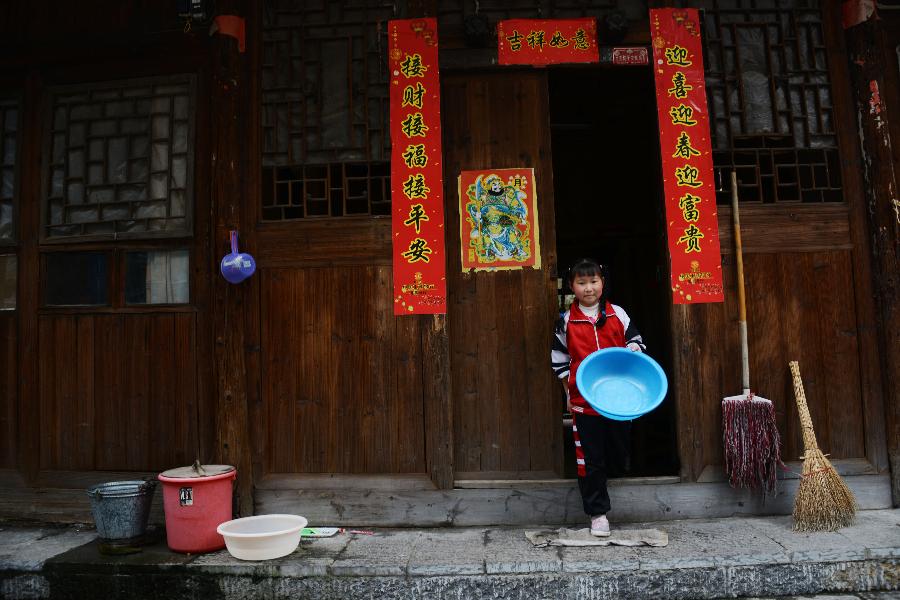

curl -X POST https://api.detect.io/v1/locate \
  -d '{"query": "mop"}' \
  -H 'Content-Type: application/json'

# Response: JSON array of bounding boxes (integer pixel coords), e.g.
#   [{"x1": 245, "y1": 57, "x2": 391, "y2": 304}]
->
[
  {"x1": 722, "y1": 171, "x2": 781, "y2": 494},
  {"x1": 789, "y1": 361, "x2": 857, "y2": 531}
]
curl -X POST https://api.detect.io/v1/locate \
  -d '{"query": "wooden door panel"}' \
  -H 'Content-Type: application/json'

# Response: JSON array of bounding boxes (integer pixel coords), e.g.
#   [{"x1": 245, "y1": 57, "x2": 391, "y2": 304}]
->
[
  {"x1": 1, "y1": 314, "x2": 16, "y2": 468},
  {"x1": 693, "y1": 248, "x2": 867, "y2": 472},
  {"x1": 442, "y1": 71, "x2": 561, "y2": 477},
  {"x1": 259, "y1": 265, "x2": 426, "y2": 474},
  {"x1": 37, "y1": 313, "x2": 199, "y2": 472}
]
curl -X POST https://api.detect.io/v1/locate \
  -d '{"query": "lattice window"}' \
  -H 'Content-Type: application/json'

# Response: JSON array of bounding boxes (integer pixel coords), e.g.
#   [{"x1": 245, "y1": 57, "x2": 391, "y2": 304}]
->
[
  {"x1": 262, "y1": 162, "x2": 390, "y2": 220},
  {"x1": 43, "y1": 76, "x2": 195, "y2": 239},
  {"x1": 0, "y1": 254, "x2": 14, "y2": 310},
  {"x1": 260, "y1": 0, "x2": 394, "y2": 219},
  {"x1": 1, "y1": 97, "x2": 19, "y2": 243},
  {"x1": 688, "y1": 0, "x2": 843, "y2": 203},
  {"x1": 436, "y1": 0, "x2": 619, "y2": 23}
]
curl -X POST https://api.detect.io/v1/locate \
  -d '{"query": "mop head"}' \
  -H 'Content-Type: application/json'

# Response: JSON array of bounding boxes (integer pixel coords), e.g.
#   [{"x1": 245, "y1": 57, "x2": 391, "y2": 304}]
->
[
  {"x1": 789, "y1": 360, "x2": 857, "y2": 532},
  {"x1": 723, "y1": 393, "x2": 781, "y2": 495},
  {"x1": 793, "y1": 448, "x2": 857, "y2": 532}
]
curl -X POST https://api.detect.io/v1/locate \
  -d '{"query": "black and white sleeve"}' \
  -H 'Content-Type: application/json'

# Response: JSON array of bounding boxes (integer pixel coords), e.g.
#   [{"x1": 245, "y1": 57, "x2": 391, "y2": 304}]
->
[
  {"x1": 551, "y1": 313, "x2": 571, "y2": 379},
  {"x1": 613, "y1": 304, "x2": 647, "y2": 352}
]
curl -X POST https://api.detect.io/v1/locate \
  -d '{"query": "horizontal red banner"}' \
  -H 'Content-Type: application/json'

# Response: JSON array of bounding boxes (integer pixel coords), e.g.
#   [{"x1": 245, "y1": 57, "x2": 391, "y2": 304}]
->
[{"x1": 498, "y1": 18, "x2": 599, "y2": 66}]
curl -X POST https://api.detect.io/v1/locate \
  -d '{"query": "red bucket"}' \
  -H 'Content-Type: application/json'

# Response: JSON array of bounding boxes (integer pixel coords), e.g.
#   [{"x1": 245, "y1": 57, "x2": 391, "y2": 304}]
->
[{"x1": 158, "y1": 464, "x2": 236, "y2": 553}]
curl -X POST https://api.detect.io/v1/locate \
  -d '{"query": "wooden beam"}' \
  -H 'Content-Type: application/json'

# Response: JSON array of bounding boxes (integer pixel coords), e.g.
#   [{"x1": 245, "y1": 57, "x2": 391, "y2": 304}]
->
[
  {"x1": 824, "y1": 5, "x2": 889, "y2": 479},
  {"x1": 716, "y1": 204, "x2": 852, "y2": 254},
  {"x1": 255, "y1": 475, "x2": 892, "y2": 527},
  {"x1": 242, "y1": 0, "x2": 266, "y2": 508},
  {"x1": 423, "y1": 314, "x2": 454, "y2": 489},
  {"x1": 670, "y1": 303, "x2": 703, "y2": 482},
  {"x1": 407, "y1": 0, "x2": 454, "y2": 491},
  {"x1": 255, "y1": 219, "x2": 392, "y2": 267},
  {"x1": 2, "y1": 468, "x2": 889, "y2": 526},
  {"x1": 843, "y1": 11, "x2": 900, "y2": 506},
  {"x1": 16, "y1": 72, "x2": 42, "y2": 484},
  {"x1": 455, "y1": 476, "x2": 680, "y2": 489},
  {"x1": 256, "y1": 474, "x2": 436, "y2": 492},
  {"x1": 209, "y1": 0, "x2": 254, "y2": 517}
]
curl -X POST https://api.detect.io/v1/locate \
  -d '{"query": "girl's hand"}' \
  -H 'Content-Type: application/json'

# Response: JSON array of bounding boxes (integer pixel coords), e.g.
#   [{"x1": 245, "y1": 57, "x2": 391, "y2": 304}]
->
[{"x1": 626, "y1": 342, "x2": 642, "y2": 352}]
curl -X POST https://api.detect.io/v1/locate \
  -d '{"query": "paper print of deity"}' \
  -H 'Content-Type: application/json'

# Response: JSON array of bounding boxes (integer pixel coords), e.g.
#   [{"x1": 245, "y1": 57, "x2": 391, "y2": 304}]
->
[{"x1": 458, "y1": 168, "x2": 541, "y2": 272}]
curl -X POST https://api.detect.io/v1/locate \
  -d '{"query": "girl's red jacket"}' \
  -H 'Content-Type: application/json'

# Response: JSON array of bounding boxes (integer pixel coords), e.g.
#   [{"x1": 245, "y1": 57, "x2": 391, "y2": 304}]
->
[{"x1": 551, "y1": 301, "x2": 646, "y2": 416}]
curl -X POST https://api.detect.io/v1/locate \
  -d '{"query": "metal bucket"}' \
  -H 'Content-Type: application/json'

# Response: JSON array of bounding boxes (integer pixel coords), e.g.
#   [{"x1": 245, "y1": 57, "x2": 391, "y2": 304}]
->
[{"x1": 86, "y1": 480, "x2": 157, "y2": 541}]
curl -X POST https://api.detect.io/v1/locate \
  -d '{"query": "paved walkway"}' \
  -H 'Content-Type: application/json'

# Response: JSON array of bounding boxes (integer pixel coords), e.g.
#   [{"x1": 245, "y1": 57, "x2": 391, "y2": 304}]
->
[{"x1": 1, "y1": 509, "x2": 898, "y2": 599}]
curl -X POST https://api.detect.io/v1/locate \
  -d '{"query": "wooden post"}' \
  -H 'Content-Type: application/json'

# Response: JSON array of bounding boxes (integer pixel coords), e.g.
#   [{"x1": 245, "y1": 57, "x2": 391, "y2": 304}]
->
[
  {"x1": 671, "y1": 304, "x2": 703, "y2": 483},
  {"x1": 210, "y1": 1, "x2": 254, "y2": 516},
  {"x1": 422, "y1": 314, "x2": 453, "y2": 489},
  {"x1": 406, "y1": 0, "x2": 454, "y2": 490},
  {"x1": 16, "y1": 72, "x2": 42, "y2": 484},
  {"x1": 844, "y1": 15, "x2": 900, "y2": 506}
]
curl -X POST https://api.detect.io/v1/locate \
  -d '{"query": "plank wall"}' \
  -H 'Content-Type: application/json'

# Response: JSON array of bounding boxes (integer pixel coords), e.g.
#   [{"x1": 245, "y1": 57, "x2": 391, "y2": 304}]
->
[
  {"x1": 0, "y1": 314, "x2": 15, "y2": 468},
  {"x1": 257, "y1": 263, "x2": 428, "y2": 474},
  {"x1": 442, "y1": 71, "x2": 562, "y2": 477},
  {"x1": 36, "y1": 313, "x2": 200, "y2": 472}
]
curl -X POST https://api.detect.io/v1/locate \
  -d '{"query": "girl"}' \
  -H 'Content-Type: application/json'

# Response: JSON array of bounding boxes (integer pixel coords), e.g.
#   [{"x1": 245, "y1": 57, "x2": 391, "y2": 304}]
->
[{"x1": 551, "y1": 258, "x2": 645, "y2": 536}]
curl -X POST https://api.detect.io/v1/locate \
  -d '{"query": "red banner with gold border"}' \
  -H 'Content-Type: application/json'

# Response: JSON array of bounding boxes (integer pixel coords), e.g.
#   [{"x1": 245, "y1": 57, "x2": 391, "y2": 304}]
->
[
  {"x1": 389, "y1": 18, "x2": 447, "y2": 315},
  {"x1": 650, "y1": 8, "x2": 724, "y2": 304},
  {"x1": 498, "y1": 19, "x2": 599, "y2": 66}
]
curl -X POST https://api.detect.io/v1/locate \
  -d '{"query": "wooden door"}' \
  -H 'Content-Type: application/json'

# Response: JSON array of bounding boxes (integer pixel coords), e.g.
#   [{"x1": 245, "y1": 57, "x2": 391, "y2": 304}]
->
[
  {"x1": 252, "y1": 238, "x2": 430, "y2": 477},
  {"x1": 15, "y1": 66, "x2": 215, "y2": 486},
  {"x1": 246, "y1": 0, "x2": 450, "y2": 487},
  {"x1": 673, "y1": 3, "x2": 890, "y2": 482},
  {"x1": 442, "y1": 71, "x2": 563, "y2": 480}
]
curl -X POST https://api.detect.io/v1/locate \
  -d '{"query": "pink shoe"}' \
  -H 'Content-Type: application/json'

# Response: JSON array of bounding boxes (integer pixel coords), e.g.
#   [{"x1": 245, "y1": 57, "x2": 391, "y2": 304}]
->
[{"x1": 590, "y1": 514, "x2": 610, "y2": 537}]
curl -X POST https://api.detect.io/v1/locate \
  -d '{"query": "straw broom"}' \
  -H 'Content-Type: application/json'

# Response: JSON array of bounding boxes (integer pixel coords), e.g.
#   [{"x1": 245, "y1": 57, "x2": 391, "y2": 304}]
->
[{"x1": 789, "y1": 360, "x2": 857, "y2": 531}]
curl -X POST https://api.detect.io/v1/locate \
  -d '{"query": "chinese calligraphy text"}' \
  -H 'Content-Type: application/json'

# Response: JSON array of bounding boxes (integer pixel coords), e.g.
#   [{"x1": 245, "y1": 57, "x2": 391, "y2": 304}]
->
[
  {"x1": 498, "y1": 19, "x2": 599, "y2": 66},
  {"x1": 390, "y1": 18, "x2": 447, "y2": 315},
  {"x1": 650, "y1": 8, "x2": 724, "y2": 304}
]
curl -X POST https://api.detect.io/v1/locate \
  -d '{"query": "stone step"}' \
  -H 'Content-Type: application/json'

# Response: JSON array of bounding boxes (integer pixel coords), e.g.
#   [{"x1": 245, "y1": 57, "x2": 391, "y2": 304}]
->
[{"x1": 1, "y1": 510, "x2": 898, "y2": 599}]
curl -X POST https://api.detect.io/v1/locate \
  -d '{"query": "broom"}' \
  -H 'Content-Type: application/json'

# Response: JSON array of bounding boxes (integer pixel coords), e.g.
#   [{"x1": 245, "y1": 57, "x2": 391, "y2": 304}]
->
[
  {"x1": 722, "y1": 171, "x2": 781, "y2": 495},
  {"x1": 789, "y1": 360, "x2": 857, "y2": 531}
]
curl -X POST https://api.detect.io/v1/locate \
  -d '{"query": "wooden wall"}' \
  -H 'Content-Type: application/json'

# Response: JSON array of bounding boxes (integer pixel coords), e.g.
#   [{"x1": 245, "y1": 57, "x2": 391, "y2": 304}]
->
[
  {"x1": 876, "y1": 0, "x2": 900, "y2": 506},
  {"x1": 257, "y1": 264, "x2": 427, "y2": 474},
  {"x1": 0, "y1": 0, "x2": 217, "y2": 496},
  {"x1": 0, "y1": 1, "x2": 185, "y2": 49},
  {"x1": 677, "y1": 203, "x2": 885, "y2": 481},
  {"x1": 674, "y1": 5, "x2": 889, "y2": 483},
  {"x1": 844, "y1": 1, "x2": 900, "y2": 504},
  {"x1": 0, "y1": 314, "x2": 15, "y2": 468},
  {"x1": 36, "y1": 313, "x2": 200, "y2": 472},
  {"x1": 0, "y1": 1, "x2": 892, "y2": 519},
  {"x1": 442, "y1": 71, "x2": 562, "y2": 478},
  {"x1": 685, "y1": 247, "x2": 866, "y2": 476}
]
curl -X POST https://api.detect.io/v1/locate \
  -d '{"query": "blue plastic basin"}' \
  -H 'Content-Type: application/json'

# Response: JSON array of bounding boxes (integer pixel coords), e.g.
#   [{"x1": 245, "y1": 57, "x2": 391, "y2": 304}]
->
[{"x1": 575, "y1": 348, "x2": 668, "y2": 421}]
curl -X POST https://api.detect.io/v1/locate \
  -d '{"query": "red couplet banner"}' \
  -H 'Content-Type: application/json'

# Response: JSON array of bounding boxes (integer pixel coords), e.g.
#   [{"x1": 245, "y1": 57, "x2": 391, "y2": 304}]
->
[
  {"x1": 389, "y1": 18, "x2": 447, "y2": 315},
  {"x1": 497, "y1": 19, "x2": 599, "y2": 66},
  {"x1": 650, "y1": 9, "x2": 724, "y2": 304}
]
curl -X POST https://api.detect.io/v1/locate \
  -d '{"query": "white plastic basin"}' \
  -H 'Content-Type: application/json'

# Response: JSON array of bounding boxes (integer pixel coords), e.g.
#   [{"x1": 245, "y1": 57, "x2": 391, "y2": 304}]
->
[{"x1": 216, "y1": 514, "x2": 308, "y2": 561}]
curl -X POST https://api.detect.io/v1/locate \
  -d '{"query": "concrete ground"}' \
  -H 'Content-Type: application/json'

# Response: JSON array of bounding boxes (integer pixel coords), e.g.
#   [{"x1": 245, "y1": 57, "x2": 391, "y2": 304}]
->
[{"x1": 0, "y1": 509, "x2": 898, "y2": 599}]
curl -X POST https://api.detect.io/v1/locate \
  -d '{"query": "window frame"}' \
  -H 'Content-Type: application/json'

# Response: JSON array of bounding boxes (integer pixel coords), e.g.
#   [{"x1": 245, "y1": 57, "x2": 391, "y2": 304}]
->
[
  {"x1": 39, "y1": 75, "x2": 197, "y2": 244},
  {"x1": 693, "y1": 0, "x2": 846, "y2": 205},
  {"x1": 38, "y1": 242, "x2": 195, "y2": 314},
  {"x1": 122, "y1": 247, "x2": 192, "y2": 307},
  {"x1": 0, "y1": 93, "x2": 23, "y2": 247}
]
